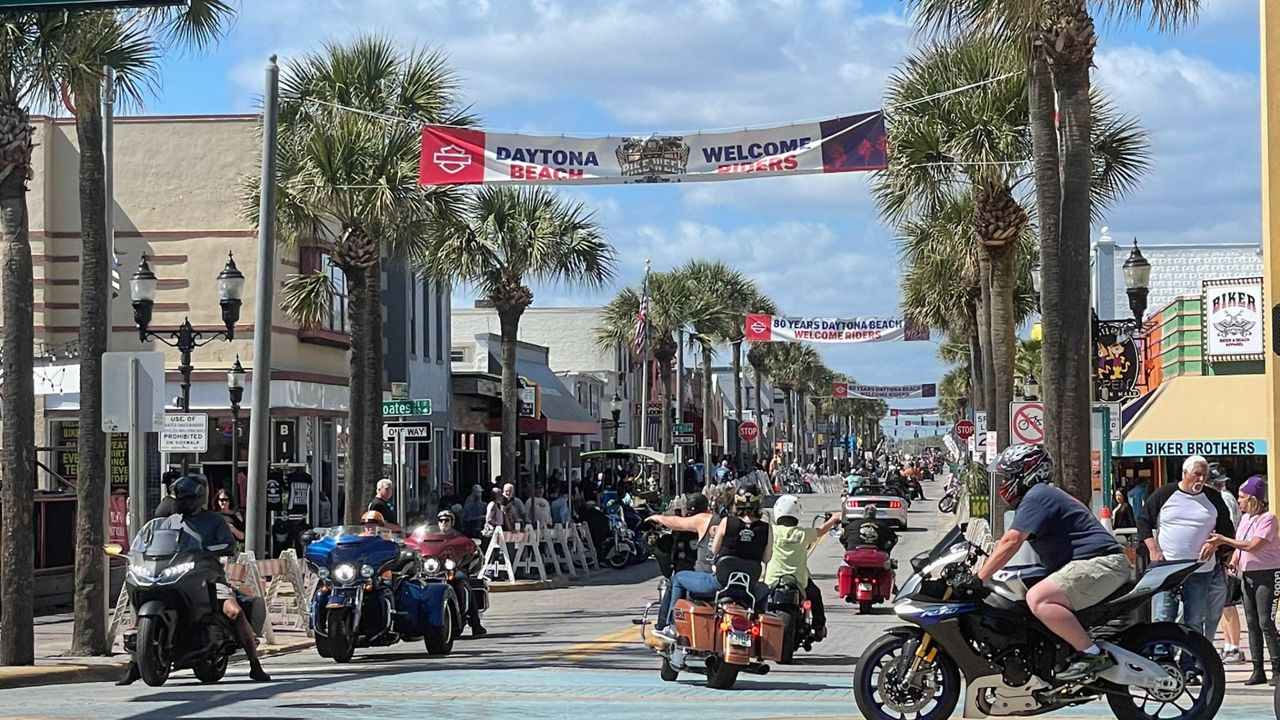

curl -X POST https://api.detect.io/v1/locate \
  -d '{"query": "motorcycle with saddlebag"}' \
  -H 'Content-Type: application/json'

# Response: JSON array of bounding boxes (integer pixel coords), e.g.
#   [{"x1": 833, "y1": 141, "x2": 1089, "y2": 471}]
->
[{"x1": 405, "y1": 522, "x2": 489, "y2": 638}]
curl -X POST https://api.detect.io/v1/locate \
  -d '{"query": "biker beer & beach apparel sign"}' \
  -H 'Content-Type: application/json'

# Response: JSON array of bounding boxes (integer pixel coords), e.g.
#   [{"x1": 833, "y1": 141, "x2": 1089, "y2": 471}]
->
[
  {"x1": 419, "y1": 111, "x2": 887, "y2": 186},
  {"x1": 1202, "y1": 277, "x2": 1264, "y2": 360},
  {"x1": 745, "y1": 314, "x2": 929, "y2": 343}
]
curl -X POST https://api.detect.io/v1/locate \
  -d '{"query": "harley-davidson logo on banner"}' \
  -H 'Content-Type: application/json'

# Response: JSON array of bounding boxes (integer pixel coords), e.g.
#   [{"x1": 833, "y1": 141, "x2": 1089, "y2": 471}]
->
[
  {"x1": 419, "y1": 112, "x2": 887, "y2": 186},
  {"x1": 745, "y1": 313, "x2": 928, "y2": 343},
  {"x1": 1203, "y1": 277, "x2": 1264, "y2": 360},
  {"x1": 832, "y1": 382, "x2": 937, "y2": 399}
]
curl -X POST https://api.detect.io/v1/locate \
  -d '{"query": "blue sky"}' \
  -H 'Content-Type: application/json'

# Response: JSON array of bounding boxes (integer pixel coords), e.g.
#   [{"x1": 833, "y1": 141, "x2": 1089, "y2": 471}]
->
[{"x1": 134, "y1": 0, "x2": 1262, "y2": 434}]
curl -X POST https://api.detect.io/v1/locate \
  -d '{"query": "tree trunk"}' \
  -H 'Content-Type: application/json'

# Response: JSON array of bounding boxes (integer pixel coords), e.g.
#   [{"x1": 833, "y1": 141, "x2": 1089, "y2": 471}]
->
[
  {"x1": 797, "y1": 390, "x2": 808, "y2": 465},
  {"x1": 343, "y1": 256, "x2": 383, "y2": 524},
  {"x1": 988, "y1": 242, "x2": 1018, "y2": 454},
  {"x1": 72, "y1": 89, "x2": 108, "y2": 656},
  {"x1": 1054, "y1": 58, "x2": 1095, "y2": 505},
  {"x1": 498, "y1": 308, "x2": 523, "y2": 488},
  {"x1": 0, "y1": 101, "x2": 36, "y2": 666},
  {"x1": 701, "y1": 348, "x2": 713, "y2": 487},
  {"x1": 752, "y1": 364, "x2": 765, "y2": 462},
  {"x1": 731, "y1": 339, "x2": 743, "y2": 465},
  {"x1": 361, "y1": 261, "x2": 383, "y2": 500},
  {"x1": 976, "y1": 255, "x2": 997, "y2": 416},
  {"x1": 1029, "y1": 50, "x2": 1066, "y2": 474},
  {"x1": 968, "y1": 322, "x2": 984, "y2": 413},
  {"x1": 657, "y1": 350, "x2": 674, "y2": 495},
  {"x1": 782, "y1": 387, "x2": 794, "y2": 465}
]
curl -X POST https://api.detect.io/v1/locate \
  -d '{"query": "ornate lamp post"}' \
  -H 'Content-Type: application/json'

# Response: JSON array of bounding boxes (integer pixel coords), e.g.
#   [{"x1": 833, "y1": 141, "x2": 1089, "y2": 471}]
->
[
  {"x1": 228, "y1": 356, "x2": 246, "y2": 505},
  {"x1": 131, "y1": 252, "x2": 245, "y2": 470},
  {"x1": 1022, "y1": 372, "x2": 1039, "y2": 402},
  {"x1": 1122, "y1": 238, "x2": 1152, "y2": 324},
  {"x1": 609, "y1": 390, "x2": 623, "y2": 448}
]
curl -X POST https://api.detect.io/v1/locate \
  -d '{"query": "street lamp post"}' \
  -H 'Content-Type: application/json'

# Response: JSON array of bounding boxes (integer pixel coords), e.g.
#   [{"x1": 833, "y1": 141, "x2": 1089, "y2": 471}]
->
[
  {"x1": 131, "y1": 252, "x2": 245, "y2": 472},
  {"x1": 1022, "y1": 373, "x2": 1039, "y2": 402},
  {"x1": 609, "y1": 390, "x2": 622, "y2": 448},
  {"x1": 1030, "y1": 259, "x2": 1042, "y2": 313},
  {"x1": 1122, "y1": 238, "x2": 1152, "y2": 324},
  {"x1": 228, "y1": 356, "x2": 246, "y2": 506}
]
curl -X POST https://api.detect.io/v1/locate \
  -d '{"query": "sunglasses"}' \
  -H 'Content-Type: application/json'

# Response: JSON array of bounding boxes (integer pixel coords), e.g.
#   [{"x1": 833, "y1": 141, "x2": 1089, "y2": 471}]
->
[
  {"x1": 438, "y1": 517, "x2": 453, "y2": 523},
  {"x1": 218, "y1": 497, "x2": 230, "y2": 503}
]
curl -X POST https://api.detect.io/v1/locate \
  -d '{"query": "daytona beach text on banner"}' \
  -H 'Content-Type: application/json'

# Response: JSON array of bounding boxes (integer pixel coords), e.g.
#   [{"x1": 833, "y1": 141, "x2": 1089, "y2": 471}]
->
[{"x1": 744, "y1": 313, "x2": 930, "y2": 343}]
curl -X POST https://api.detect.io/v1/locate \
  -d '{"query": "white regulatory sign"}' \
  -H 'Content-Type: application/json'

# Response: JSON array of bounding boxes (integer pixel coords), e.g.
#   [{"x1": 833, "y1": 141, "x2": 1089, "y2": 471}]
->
[
  {"x1": 160, "y1": 413, "x2": 208, "y2": 453},
  {"x1": 383, "y1": 423, "x2": 433, "y2": 442}
]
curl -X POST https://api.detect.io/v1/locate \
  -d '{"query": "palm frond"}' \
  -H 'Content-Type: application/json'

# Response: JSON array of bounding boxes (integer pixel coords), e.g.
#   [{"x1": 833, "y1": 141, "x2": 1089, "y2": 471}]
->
[{"x1": 280, "y1": 270, "x2": 335, "y2": 330}]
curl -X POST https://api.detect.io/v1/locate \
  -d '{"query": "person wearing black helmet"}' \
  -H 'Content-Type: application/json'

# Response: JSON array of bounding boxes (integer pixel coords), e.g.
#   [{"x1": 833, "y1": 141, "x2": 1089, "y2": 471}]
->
[
  {"x1": 118, "y1": 473, "x2": 270, "y2": 685},
  {"x1": 974, "y1": 444, "x2": 1131, "y2": 682}
]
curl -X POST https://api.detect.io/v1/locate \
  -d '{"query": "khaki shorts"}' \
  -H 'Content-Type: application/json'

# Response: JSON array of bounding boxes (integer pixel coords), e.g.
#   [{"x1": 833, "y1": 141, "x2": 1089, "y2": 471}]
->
[{"x1": 1047, "y1": 553, "x2": 1132, "y2": 610}]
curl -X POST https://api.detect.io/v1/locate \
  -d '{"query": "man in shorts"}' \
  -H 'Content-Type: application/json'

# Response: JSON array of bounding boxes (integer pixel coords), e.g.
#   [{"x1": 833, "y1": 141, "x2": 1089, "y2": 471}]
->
[{"x1": 976, "y1": 444, "x2": 1133, "y2": 681}]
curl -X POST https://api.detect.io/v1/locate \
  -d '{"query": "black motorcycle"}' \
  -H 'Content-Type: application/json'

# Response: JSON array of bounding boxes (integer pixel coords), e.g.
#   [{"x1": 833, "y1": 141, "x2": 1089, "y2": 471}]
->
[
  {"x1": 767, "y1": 574, "x2": 817, "y2": 664},
  {"x1": 120, "y1": 517, "x2": 267, "y2": 687},
  {"x1": 854, "y1": 524, "x2": 1225, "y2": 720}
]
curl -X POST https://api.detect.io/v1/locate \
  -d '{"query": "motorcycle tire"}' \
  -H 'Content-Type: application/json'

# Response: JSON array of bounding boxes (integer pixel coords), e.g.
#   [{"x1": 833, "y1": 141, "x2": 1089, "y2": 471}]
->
[
  {"x1": 425, "y1": 594, "x2": 458, "y2": 656},
  {"x1": 859, "y1": 600, "x2": 874, "y2": 614},
  {"x1": 1105, "y1": 624, "x2": 1225, "y2": 720},
  {"x1": 313, "y1": 619, "x2": 333, "y2": 658},
  {"x1": 136, "y1": 615, "x2": 171, "y2": 687},
  {"x1": 854, "y1": 631, "x2": 960, "y2": 720},
  {"x1": 660, "y1": 658, "x2": 679, "y2": 682},
  {"x1": 705, "y1": 656, "x2": 741, "y2": 690},
  {"x1": 777, "y1": 610, "x2": 797, "y2": 665},
  {"x1": 327, "y1": 610, "x2": 356, "y2": 664},
  {"x1": 193, "y1": 653, "x2": 228, "y2": 684},
  {"x1": 605, "y1": 540, "x2": 632, "y2": 569}
]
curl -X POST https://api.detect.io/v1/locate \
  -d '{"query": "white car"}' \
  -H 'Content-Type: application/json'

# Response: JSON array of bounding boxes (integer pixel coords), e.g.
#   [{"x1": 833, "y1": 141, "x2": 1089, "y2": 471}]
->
[{"x1": 842, "y1": 484, "x2": 910, "y2": 529}]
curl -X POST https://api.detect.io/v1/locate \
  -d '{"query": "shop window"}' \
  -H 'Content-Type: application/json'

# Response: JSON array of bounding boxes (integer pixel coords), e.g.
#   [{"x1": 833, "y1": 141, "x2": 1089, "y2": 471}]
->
[{"x1": 298, "y1": 247, "x2": 352, "y2": 348}]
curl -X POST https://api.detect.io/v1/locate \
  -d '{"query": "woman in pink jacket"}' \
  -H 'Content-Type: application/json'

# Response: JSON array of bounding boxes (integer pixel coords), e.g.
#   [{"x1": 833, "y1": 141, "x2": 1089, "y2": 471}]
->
[{"x1": 1209, "y1": 475, "x2": 1280, "y2": 685}]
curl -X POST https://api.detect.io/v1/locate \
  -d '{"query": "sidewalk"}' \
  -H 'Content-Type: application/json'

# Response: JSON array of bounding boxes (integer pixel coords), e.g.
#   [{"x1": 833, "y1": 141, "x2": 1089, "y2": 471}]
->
[{"x1": 0, "y1": 612, "x2": 313, "y2": 690}]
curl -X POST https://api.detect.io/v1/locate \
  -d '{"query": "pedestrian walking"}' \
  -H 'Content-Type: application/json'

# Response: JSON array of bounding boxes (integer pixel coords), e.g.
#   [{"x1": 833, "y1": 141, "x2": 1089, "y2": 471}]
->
[
  {"x1": 1210, "y1": 465, "x2": 1245, "y2": 664},
  {"x1": 1136, "y1": 455, "x2": 1235, "y2": 642},
  {"x1": 1111, "y1": 489, "x2": 1136, "y2": 530},
  {"x1": 1127, "y1": 476, "x2": 1151, "y2": 517},
  {"x1": 1207, "y1": 475, "x2": 1280, "y2": 685}
]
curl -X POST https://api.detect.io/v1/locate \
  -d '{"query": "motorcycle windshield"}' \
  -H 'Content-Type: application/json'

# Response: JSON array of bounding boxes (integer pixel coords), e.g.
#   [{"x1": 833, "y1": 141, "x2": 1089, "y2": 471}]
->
[{"x1": 131, "y1": 518, "x2": 205, "y2": 560}]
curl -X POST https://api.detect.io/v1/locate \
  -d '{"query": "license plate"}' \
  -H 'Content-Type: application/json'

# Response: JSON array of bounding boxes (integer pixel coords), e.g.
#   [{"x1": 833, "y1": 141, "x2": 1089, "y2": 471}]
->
[
  {"x1": 858, "y1": 583, "x2": 872, "y2": 592},
  {"x1": 728, "y1": 630, "x2": 752, "y2": 647}
]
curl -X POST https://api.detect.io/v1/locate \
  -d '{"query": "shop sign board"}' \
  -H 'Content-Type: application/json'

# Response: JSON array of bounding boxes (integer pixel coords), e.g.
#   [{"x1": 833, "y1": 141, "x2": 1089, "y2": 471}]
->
[
  {"x1": 1120, "y1": 439, "x2": 1267, "y2": 457},
  {"x1": 1203, "y1": 277, "x2": 1264, "y2": 359}
]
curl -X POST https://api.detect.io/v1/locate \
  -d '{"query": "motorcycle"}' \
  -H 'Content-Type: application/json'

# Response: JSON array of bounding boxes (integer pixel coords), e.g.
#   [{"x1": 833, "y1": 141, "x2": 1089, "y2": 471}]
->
[
  {"x1": 766, "y1": 574, "x2": 818, "y2": 663},
  {"x1": 600, "y1": 499, "x2": 641, "y2": 569},
  {"x1": 634, "y1": 530, "x2": 783, "y2": 686},
  {"x1": 853, "y1": 524, "x2": 1225, "y2": 720},
  {"x1": 938, "y1": 476, "x2": 960, "y2": 514},
  {"x1": 404, "y1": 524, "x2": 490, "y2": 636},
  {"x1": 118, "y1": 517, "x2": 267, "y2": 687},
  {"x1": 304, "y1": 526, "x2": 458, "y2": 662},
  {"x1": 837, "y1": 524, "x2": 897, "y2": 614}
]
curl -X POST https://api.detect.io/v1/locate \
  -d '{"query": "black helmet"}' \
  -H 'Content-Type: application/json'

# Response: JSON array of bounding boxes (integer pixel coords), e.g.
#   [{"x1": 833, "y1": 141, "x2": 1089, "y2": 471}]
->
[
  {"x1": 862, "y1": 505, "x2": 879, "y2": 520},
  {"x1": 733, "y1": 486, "x2": 762, "y2": 516},
  {"x1": 171, "y1": 473, "x2": 209, "y2": 516},
  {"x1": 685, "y1": 493, "x2": 710, "y2": 515},
  {"x1": 995, "y1": 444, "x2": 1053, "y2": 508}
]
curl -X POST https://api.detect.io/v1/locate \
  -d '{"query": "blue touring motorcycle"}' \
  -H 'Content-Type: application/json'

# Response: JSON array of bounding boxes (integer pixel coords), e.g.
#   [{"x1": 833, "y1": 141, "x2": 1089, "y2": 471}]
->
[
  {"x1": 304, "y1": 526, "x2": 459, "y2": 662},
  {"x1": 853, "y1": 524, "x2": 1224, "y2": 720}
]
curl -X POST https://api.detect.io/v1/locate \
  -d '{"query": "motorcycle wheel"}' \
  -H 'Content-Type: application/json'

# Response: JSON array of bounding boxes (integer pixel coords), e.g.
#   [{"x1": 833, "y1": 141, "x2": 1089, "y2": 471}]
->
[
  {"x1": 1105, "y1": 625, "x2": 1225, "y2": 720},
  {"x1": 136, "y1": 616, "x2": 171, "y2": 687},
  {"x1": 938, "y1": 496, "x2": 957, "y2": 514},
  {"x1": 859, "y1": 600, "x2": 874, "y2": 614},
  {"x1": 660, "y1": 658, "x2": 679, "y2": 682},
  {"x1": 705, "y1": 656, "x2": 741, "y2": 690},
  {"x1": 604, "y1": 540, "x2": 632, "y2": 569},
  {"x1": 854, "y1": 632, "x2": 960, "y2": 720},
  {"x1": 425, "y1": 595, "x2": 458, "y2": 656},
  {"x1": 313, "y1": 621, "x2": 333, "y2": 658},
  {"x1": 327, "y1": 610, "x2": 356, "y2": 664},
  {"x1": 193, "y1": 653, "x2": 228, "y2": 683},
  {"x1": 777, "y1": 610, "x2": 797, "y2": 665}
]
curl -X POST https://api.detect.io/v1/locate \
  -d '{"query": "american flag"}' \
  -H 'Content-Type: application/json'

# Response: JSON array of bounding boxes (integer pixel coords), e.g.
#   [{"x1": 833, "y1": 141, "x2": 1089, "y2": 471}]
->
[{"x1": 632, "y1": 280, "x2": 649, "y2": 355}]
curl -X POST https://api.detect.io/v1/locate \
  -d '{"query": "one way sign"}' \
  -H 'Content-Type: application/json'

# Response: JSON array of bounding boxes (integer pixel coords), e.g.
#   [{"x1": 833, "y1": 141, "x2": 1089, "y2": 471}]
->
[{"x1": 383, "y1": 422, "x2": 433, "y2": 442}]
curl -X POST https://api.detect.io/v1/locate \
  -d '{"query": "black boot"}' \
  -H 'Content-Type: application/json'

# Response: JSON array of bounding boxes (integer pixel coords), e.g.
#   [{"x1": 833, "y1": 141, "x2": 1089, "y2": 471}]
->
[
  {"x1": 1245, "y1": 661, "x2": 1267, "y2": 686},
  {"x1": 1270, "y1": 662, "x2": 1280, "y2": 686},
  {"x1": 115, "y1": 661, "x2": 141, "y2": 686}
]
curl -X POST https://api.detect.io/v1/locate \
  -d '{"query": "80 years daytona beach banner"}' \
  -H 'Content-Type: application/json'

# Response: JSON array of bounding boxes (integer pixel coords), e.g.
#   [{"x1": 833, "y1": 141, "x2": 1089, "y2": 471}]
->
[
  {"x1": 419, "y1": 111, "x2": 887, "y2": 186},
  {"x1": 744, "y1": 313, "x2": 930, "y2": 344}
]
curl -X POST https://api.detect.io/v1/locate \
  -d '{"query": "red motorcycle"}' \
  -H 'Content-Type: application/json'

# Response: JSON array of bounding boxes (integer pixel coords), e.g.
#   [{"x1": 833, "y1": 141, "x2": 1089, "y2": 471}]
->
[
  {"x1": 404, "y1": 525, "x2": 489, "y2": 637},
  {"x1": 836, "y1": 527, "x2": 897, "y2": 614}
]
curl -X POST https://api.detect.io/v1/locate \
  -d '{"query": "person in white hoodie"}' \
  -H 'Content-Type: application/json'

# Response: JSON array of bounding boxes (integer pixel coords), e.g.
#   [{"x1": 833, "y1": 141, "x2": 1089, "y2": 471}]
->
[{"x1": 1211, "y1": 464, "x2": 1245, "y2": 663}]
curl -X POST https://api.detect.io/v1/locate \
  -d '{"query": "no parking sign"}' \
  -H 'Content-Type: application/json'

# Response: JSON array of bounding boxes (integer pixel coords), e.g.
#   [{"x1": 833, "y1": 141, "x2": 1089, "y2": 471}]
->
[{"x1": 1010, "y1": 401, "x2": 1045, "y2": 444}]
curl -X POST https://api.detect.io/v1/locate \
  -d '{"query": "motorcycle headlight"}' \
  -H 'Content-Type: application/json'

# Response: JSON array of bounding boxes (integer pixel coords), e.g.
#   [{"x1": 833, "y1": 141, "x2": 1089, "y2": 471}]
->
[
  {"x1": 360, "y1": 564, "x2": 375, "y2": 578},
  {"x1": 424, "y1": 558, "x2": 442, "y2": 574},
  {"x1": 333, "y1": 563, "x2": 356, "y2": 582},
  {"x1": 128, "y1": 563, "x2": 153, "y2": 580},
  {"x1": 316, "y1": 567, "x2": 329, "y2": 580},
  {"x1": 444, "y1": 559, "x2": 456, "y2": 571},
  {"x1": 161, "y1": 561, "x2": 195, "y2": 579}
]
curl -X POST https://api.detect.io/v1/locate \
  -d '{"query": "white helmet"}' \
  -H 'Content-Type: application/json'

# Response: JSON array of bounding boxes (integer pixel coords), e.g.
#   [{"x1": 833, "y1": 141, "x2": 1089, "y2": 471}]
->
[{"x1": 773, "y1": 494, "x2": 802, "y2": 523}]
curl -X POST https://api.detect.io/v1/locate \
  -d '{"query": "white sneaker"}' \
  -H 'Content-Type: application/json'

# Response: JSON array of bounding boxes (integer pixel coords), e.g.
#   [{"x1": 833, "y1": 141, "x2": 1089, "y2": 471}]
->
[
  {"x1": 1222, "y1": 648, "x2": 1246, "y2": 664},
  {"x1": 651, "y1": 626, "x2": 677, "y2": 644}
]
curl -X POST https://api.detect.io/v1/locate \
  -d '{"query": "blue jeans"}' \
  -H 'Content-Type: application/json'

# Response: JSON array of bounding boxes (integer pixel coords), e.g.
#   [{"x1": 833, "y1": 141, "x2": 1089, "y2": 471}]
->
[
  {"x1": 1152, "y1": 564, "x2": 1228, "y2": 640},
  {"x1": 658, "y1": 570, "x2": 770, "y2": 629}
]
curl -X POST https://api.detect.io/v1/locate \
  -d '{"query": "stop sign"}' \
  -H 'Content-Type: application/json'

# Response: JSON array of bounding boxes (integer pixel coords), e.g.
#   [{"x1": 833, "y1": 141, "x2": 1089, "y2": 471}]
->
[
  {"x1": 738, "y1": 421, "x2": 759, "y2": 442},
  {"x1": 955, "y1": 420, "x2": 975, "y2": 440}
]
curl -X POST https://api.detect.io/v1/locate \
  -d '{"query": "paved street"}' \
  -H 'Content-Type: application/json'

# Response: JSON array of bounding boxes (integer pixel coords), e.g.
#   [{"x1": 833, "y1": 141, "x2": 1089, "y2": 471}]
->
[{"x1": 8, "y1": 489, "x2": 1276, "y2": 719}]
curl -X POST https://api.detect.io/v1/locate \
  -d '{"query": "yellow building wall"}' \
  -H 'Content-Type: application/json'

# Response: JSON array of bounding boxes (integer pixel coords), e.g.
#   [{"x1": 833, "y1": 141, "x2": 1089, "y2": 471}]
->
[{"x1": 1262, "y1": 1, "x2": 1280, "y2": 508}]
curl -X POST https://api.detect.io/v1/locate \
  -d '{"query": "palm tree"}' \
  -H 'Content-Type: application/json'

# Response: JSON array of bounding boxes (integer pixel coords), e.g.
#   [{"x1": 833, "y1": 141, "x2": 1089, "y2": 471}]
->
[
  {"x1": 39, "y1": 0, "x2": 234, "y2": 658},
  {"x1": 762, "y1": 342, "x2": 824, "y2": 465},
  {"x1": 746, "y1": 342, "x2": 774, "y2": 463},
  {"x1": 903, "y1": 0, "x2": 1195, "y2": 501},
  {"x1": 421, "y1": 186, "x2": 615, "y2": 488},
  {"x1": 252, "y1": 35, "x2": 473, "y2": 523},
  {"x1": 728, "y1": 290, "x2": 776, "y2": 466}
]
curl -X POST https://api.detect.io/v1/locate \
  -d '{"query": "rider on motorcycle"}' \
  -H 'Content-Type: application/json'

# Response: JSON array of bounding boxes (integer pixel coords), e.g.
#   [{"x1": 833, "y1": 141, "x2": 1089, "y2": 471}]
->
[
  {"x1": 645, "y1": 493, "x2": 717, "y2": 641},
  {"x1": 765, "y1": 495, "x2": 841, "y2": 639},
  {"x1": 651, "y1": 488, "x2": 773, "y2": 644},
  {"x1": 975, "y1": 443, "x2": 1133, "y2": 681},
  {"x1": 119, "y1": 473, "x2": 271, "y2": 685},
  {"x1": 435, "y1": 509, "x2": 487, "y2": 636},
  {"x1": 847, "y1": 506, "x2": 898, "y2": 554}
]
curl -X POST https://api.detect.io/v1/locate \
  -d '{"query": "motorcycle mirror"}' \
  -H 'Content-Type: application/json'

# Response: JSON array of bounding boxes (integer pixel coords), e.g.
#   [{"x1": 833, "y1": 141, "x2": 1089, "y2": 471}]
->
[
  {"x1": 300, "y1": 530, "x2": 317, "y2": 544},
  {"x1": 103, "y1": 544, "x2": 123, "y2": 556}
]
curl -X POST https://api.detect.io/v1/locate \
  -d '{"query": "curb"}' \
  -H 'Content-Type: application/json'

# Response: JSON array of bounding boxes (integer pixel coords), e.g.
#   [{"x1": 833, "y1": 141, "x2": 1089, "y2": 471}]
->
[
  {"x1": 0, "y1": 637, "x2": 314, "y2": 690},
  {"x1": 489, "y1": 575, "x2": 571, "y2": 593}
]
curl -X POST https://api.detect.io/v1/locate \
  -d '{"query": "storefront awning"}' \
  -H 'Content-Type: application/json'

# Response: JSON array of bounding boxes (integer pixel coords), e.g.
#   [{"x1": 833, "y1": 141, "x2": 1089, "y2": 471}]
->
[
  {"x1": 484, "y1": 356, "x2": 600, "y2": 436},
  {"x1": 1119, "y1": 374, "x2": 1268, "y2": 456}
]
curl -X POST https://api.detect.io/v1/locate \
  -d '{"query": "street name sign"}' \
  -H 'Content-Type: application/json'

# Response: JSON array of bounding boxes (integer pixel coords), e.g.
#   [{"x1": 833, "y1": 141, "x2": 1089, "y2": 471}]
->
[
  {"x1": 160, "y1": 414, "x2": 208, "y2": 453},
  {"x1": 383, "y1": 422, "x2": 434, "y2": 442},
  {"x1": 673, "y1": 422, "x2": 693, "y2": 434},
  {"x1": 383, "y1": 399, "x2": 432, "y2": 417}
]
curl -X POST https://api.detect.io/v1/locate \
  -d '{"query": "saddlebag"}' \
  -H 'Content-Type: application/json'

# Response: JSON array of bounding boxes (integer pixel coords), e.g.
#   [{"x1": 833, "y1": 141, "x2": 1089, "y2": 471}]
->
[
  {"x1": 837, "y1": 565, "x2": 854, "y2": 598},
  {"x1": 673, "y1": 599, "x2": 717, "y2": 652},
  {"x1": 757, "y1": 612, "x2": 786, "y2": 662}
]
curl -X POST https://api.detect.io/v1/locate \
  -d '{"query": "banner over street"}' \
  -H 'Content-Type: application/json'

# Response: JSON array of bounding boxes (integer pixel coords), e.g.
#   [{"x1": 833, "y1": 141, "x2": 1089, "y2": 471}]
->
[
  {"x1": 834, "y1": 382, "x2": 937, "y2": 399},
  {"x1": 420, "y1": 112, "x2": 887, "y2": 186},
  {"x1": 744, "y1": 313, "x2": 929, "y2": 343}
]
